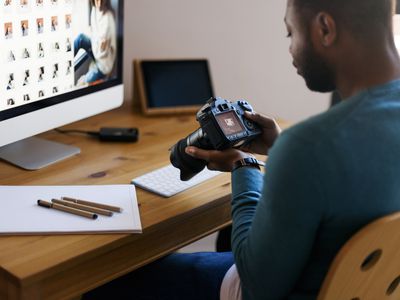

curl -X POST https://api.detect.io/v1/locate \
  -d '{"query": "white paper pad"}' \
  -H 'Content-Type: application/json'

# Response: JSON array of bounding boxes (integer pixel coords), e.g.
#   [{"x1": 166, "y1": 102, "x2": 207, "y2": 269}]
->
[{"x1": 0, "y1": 185, "x2": 142, "y2": 235}]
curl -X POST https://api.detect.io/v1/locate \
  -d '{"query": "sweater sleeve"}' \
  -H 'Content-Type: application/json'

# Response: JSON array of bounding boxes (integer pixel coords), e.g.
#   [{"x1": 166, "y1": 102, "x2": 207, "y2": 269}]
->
[{"x1": 231, "y1": 131, "x2": 326, "y2": 300}]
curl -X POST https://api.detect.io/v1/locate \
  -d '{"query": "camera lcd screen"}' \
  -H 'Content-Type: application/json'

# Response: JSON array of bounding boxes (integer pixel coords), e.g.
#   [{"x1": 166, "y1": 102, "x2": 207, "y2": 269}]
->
[{"x1": 216, "y1": 111, "x2": 245, "y2": 136}]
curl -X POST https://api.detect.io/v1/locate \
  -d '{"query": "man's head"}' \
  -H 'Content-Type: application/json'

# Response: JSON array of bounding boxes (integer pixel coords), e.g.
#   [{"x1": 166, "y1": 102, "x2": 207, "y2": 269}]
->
[{"x1": 285, "y1": 0, "x2": 395, "y2": 93}]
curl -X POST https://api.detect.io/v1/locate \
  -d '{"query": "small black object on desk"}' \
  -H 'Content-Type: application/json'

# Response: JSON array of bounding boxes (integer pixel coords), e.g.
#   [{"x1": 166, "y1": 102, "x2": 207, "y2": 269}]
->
[
  {"x1": 55, "y1": 127, "x2": 139, "y2": 142},
  {"x1": 98, "y1": 127, "x2": 139, "y2": 142}
]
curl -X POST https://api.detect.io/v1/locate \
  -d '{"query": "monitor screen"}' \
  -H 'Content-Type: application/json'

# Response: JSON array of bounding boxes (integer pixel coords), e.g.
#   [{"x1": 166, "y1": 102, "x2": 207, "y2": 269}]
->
[{"x1": 0, "y1": 0, "x2": 123, "y2": 122}]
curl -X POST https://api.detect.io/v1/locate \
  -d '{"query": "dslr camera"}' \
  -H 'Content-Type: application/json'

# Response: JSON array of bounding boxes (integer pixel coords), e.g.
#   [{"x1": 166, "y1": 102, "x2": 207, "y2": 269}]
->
[{"x1": 170, "y1": 97, "x2": 261, "y2": 181}]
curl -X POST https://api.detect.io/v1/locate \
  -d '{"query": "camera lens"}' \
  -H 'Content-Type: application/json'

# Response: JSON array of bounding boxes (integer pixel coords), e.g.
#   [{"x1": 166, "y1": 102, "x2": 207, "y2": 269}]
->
[{"x1": 170, "y1": 128, "x2": 211, "y2": 181}]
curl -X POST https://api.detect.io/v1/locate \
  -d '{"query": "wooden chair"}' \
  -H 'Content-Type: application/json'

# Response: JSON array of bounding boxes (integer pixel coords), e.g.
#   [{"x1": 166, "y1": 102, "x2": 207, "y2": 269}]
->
[{"x1": 317, "y1": 211, "x2": 400, "y2": 300}]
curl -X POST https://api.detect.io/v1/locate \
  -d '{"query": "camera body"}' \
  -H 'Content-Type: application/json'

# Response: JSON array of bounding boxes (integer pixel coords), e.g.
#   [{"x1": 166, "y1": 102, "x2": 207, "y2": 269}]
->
[
  {"x1": 170, "y1": 97, "x2": 261, "y2": 181},
  {"x1": 196, "y1": 97, "x2": 261, "y2": 150}
]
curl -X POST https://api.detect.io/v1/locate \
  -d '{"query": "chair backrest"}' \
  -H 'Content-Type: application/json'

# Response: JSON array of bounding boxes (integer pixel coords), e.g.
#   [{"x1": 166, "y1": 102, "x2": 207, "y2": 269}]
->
[{"x1": 317, "y1": 211, "x2": 400, "y2": 300}]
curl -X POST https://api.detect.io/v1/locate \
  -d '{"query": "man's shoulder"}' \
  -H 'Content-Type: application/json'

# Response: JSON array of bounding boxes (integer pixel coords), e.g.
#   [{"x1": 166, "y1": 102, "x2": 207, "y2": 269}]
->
[
  {"x1": 275, "y1": 81, "x2": 400, "y2": 156},
  {"x1": 286, "y1": 80, "x2": 400, "y2": 140},
  {"x1": 282, "y1": 99, "x2": 356, "y2": 144}
]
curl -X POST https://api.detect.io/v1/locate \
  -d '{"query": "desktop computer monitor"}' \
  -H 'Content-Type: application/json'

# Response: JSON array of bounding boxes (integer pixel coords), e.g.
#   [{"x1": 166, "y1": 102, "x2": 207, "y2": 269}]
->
[{"x1": 0, "y1": 0, "x2": 124, "y2": 170}]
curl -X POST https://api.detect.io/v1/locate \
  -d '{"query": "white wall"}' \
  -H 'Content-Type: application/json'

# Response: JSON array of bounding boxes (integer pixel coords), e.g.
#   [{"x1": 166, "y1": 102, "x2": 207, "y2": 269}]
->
[{"x1": 123, "y1": 0, "x2": 330, "y2": 123}]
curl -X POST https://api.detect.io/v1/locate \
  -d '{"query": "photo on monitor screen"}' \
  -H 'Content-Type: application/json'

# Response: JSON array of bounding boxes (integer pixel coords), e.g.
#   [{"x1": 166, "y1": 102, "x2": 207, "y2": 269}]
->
[{"x1": 0, "y1": 0, "x2": 123, "y2": 120}]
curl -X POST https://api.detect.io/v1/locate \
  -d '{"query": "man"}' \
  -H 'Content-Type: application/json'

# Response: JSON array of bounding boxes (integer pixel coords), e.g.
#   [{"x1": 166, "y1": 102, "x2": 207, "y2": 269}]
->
[{"x1": 84, "y1": 0, "x2": 400, "y2": 299}]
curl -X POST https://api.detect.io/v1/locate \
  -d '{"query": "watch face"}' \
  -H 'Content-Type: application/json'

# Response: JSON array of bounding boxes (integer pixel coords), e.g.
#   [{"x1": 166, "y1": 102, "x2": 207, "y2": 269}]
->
[{"x1": 215, "y1": 111, "x2": 245, "y2": 136}]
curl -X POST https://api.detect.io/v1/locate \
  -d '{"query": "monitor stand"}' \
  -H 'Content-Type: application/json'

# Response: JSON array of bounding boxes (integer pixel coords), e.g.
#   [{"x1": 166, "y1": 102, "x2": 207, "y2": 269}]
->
[{"x1": 0, "y1": 137, "x2": 80, "y2": 170}]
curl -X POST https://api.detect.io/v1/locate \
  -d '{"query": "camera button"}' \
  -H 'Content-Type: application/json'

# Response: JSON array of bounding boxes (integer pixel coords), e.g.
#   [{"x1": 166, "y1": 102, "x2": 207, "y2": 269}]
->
[{"x1": 244, "y1": 119, "x2": 255, "y2": 130}]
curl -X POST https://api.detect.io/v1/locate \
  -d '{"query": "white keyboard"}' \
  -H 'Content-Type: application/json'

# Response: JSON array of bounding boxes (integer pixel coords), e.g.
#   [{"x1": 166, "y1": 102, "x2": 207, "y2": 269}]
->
[{"x1": 131, "y1": 164, "x2": 221, "y2": 197}]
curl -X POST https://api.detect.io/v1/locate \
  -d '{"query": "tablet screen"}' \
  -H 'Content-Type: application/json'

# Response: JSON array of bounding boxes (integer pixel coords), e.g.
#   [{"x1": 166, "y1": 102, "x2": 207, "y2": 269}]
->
[{"x1": 141, "y1": 60, "x2": 214, "y2": 108}]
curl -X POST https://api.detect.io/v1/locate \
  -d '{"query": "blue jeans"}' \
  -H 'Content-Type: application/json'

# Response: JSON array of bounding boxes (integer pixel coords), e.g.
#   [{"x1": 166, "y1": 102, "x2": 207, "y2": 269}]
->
[
  {"x1": 83, "y1": 252, "x2": 234, "y2": 300},
  {"x1": 74, "y1": 33, "x2": 106, "y2": 83}
]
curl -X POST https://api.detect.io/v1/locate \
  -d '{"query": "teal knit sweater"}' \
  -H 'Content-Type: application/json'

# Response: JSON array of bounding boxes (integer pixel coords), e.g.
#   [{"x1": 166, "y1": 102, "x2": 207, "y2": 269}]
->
[{"x1": 231, "y1": 79, "x2": 400, "y2": 300}]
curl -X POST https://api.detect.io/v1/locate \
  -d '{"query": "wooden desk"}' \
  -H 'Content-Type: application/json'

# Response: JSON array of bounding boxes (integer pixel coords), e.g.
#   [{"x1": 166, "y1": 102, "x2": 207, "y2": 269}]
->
[{"x1": 0, "y1": 104, "x2": 233, "y2": 300}]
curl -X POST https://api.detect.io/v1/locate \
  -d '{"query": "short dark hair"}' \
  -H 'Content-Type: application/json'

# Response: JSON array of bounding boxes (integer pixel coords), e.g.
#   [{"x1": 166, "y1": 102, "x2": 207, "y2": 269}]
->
[{"x1": 293, "y1": 0, "x2": 394, "y2": 39}]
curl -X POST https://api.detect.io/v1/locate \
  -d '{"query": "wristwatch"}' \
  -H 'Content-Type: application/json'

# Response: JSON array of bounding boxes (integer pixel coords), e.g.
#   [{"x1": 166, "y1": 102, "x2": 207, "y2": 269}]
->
[{"x1": 232, "y1": 157, "x2": 265, "y2": 172}]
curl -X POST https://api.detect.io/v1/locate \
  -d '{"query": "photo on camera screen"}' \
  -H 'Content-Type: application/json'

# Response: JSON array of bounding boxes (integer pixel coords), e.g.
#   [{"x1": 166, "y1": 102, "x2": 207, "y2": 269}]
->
[
  {"x1": 215, "y1": 111, "x2": 245, "y2": 136},
  {"x1": 0, "y1": 0, "x2": 119, "y2": 112}
]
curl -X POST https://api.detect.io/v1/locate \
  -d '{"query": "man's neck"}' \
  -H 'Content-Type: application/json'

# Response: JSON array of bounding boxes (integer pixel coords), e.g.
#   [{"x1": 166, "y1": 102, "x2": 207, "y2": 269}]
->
[{"x1": 336, "y1": 40, "x2": 400, "y2": 99}]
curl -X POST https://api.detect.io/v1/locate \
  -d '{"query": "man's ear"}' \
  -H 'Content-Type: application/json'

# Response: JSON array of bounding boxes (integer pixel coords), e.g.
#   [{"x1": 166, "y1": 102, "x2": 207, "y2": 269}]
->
[{"x1": 312, "y1": 12, "x2": 337, "y2": 47}]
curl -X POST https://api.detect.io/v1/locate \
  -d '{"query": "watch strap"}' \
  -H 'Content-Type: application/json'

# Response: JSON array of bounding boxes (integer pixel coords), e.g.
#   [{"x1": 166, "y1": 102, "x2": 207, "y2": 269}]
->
[{"x1": 232, "y1": 157, "x2": 265, "y2": 172}]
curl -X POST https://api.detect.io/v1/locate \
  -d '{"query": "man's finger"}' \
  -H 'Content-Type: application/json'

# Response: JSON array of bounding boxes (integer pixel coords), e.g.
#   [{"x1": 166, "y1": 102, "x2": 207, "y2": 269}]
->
[
  {"x1": 185, "y1": 146, "x2": 211, "y2": 161},
  {"x1": 244, "y1": 111, "x2": 276, "y2": 129}
]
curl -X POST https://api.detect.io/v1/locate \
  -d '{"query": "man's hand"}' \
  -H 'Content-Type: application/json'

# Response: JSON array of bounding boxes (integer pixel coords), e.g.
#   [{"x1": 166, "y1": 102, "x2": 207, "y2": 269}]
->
[
  {"x1": 184, "y1": 111, "x2": 280, "y2": 172},
  {"x1": 241, "y1": 111, "x2": 281, "y2": 155},
  {"x1": 185, "y1": 147, "x2": 254, "y2": 172}
]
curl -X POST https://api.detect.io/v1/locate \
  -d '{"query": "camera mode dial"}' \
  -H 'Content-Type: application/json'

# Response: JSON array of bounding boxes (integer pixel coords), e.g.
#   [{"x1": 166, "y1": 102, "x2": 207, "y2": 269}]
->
[{"x1": 238, "y1": 100, "x2": 254, "y2": 112}]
